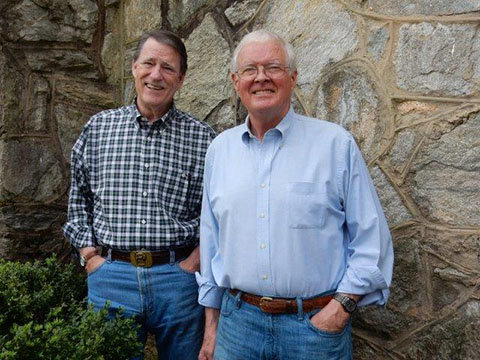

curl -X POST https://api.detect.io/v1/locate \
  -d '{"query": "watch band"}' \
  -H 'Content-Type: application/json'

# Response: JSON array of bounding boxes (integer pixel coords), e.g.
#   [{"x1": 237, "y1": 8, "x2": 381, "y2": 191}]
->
[
  {"x1": 333, "y1": 293, "x2": 357, "y2": 313},
  {"x1": 80, "y1": 250, "x2": 98, "y2": 267}
]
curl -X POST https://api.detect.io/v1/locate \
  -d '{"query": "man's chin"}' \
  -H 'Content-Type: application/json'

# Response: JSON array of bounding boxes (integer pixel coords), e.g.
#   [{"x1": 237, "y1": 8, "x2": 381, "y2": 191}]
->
[
  {"x1": 249, "y1": 102, "x2": 279, "y2": 114},
  {"x1": 137, "y1": 96, "x2": 173, "y2": 114}
]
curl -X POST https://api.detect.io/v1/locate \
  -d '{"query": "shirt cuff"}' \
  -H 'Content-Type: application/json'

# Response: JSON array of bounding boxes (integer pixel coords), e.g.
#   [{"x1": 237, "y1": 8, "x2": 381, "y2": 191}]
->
[
  {"x1": 195, "y1": 272, "x2": 225, "y2": 309},
  {"x1": 336, "y1": 265, "x2": 389, "y2": 306},
  {"x1": 62, "y1": 223, "x2": 95, "y2": 249}
]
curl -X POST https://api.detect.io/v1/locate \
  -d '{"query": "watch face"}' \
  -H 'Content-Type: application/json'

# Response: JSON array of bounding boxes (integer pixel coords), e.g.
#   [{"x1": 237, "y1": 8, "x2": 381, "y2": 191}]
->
[
  {"x1": 344, "y1": 298, "x2": 357, "y2": 312},
  {"x1": 334, "y1": 294, "x2": 357, "y2": 313}
]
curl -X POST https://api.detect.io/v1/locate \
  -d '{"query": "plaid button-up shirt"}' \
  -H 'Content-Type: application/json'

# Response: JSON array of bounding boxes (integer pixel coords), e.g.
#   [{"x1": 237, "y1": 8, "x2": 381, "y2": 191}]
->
[{"x1": 63, "y1": 102, "x2": 216, "y2": 250}]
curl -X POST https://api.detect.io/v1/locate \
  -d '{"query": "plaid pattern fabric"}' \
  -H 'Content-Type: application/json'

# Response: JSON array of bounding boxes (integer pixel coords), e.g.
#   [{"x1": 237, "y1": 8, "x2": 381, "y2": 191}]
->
[{"x1": 63, "y1": 103, "x2": 215, "y2": 250}]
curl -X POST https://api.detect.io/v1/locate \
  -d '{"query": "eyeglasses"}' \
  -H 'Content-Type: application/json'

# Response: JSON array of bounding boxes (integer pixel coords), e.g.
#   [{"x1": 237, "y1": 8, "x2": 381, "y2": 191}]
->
[{"x1": 236, "y1": 63, "x2": 290, "y2": 80}]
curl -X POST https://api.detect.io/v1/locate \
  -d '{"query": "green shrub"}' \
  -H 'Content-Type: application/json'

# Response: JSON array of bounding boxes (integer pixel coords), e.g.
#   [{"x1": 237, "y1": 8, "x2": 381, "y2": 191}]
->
[{"x1": 0, "y1": 256, "x2": 142, "y2": 360}]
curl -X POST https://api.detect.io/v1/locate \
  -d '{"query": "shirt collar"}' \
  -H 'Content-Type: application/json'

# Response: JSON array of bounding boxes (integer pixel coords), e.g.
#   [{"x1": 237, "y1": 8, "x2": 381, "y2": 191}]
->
[
  {"x1": 241, "y1": 106, "x2": 295, "y2": 145},
  {"x1": 131, "y1": 98, "x2": 176, "y2": 130}
]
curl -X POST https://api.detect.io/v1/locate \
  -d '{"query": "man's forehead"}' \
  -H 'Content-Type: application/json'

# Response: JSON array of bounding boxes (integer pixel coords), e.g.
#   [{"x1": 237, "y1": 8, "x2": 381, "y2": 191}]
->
[
  {"x1": 237, "y1": 40, "x2": 286, "y2": 62},
  {"x1": 138, "y1": 38, "x2": 178, "y2": 58}
]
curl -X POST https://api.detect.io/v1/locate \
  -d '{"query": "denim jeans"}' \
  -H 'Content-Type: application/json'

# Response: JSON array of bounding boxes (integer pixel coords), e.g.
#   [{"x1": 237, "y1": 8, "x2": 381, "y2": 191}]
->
[
  {"x1": 87, "y1": 256, "x2": 204, "y2": 360},
  {"x1": 214, "y1": 290, "x2": 352, "y2": 360}
]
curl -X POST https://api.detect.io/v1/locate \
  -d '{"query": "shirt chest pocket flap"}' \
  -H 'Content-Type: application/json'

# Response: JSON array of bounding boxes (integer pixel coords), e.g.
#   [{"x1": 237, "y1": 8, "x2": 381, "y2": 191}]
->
[{"x1": 287, "y1": 182, "x2": 327, "y2": 229}]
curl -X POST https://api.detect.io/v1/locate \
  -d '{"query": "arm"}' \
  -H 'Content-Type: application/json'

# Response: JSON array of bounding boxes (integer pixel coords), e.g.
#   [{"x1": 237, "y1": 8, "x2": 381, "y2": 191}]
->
[
  {"x1": 335, "y1": 137, "x2": 394, "y2": 306},
  {"x1": 198, "y1": 307, "x2": 220, "y2": 360},
  {"x1": 180, "y1": 128, "x2": 216, "y2": 274},
  {"x1": 195, "y1": 145, "x2": 225, "y2": 309},
  {"x1": 62, "y1": 125, "x2": 100, "y2": 269},
  {"x1": 311, "y1": 137, "x2": 393, "y2": 331},
  {"x1": 195, "y1": 146, "x2": 224, "y2": 357}
]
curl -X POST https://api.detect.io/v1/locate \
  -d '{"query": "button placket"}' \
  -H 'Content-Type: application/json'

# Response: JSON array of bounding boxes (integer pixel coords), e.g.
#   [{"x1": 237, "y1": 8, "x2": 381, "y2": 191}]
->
[{"x1": 255, "y1": 138, "x2": 276, "y2": 294}]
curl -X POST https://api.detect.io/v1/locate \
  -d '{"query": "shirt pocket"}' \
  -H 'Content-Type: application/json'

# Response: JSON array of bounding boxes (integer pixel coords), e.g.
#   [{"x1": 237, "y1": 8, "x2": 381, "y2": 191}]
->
[
  {"x1": 156, "y1": 167, "x2": 190, "y2": 218},
  {"x1": 287, "y1": 182, "x2": 327, "y2": 229}
]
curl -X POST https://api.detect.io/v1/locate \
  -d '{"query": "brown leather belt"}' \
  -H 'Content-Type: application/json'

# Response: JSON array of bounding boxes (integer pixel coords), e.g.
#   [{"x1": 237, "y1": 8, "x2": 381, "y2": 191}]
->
[
  {"x1": 100, "y1": 246, "x2": 195, "y2": 267},
  {"x1": 229, "y1": 289, "x2": 333, "y2": 314}
]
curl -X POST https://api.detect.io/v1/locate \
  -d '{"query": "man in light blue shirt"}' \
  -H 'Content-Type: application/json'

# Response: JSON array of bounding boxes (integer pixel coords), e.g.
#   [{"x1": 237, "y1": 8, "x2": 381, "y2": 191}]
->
[{"x1": 196, "y1": 30, "x2": 393, "y2": 360}]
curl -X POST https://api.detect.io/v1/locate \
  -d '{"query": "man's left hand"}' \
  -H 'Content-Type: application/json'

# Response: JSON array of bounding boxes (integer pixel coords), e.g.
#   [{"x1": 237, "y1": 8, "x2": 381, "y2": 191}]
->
[
  {"x1": 179, "y1": 246, "x2": 200, "y2": 273},
  {"x1": 309, "y1": 298, "x2": 350, "y2": 333}
]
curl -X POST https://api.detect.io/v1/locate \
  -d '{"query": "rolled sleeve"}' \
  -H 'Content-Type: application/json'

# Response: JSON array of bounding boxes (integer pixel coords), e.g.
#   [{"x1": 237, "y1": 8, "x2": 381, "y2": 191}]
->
[
  {"x1": 195, "y1": 273, "x2": 225, "y2": 309},
  {"x1": 337, "y1": 136, "x2": 394, "y2": 306},
  {"x1": 336, "y1": 265, "x2": 390, "y2": 306}
]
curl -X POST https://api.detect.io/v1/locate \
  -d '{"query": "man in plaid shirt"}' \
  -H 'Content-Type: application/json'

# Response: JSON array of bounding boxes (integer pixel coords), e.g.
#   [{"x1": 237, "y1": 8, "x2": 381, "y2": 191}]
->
[{"x1": 63, "y1": 29, "x2": 215, "y2": 359}]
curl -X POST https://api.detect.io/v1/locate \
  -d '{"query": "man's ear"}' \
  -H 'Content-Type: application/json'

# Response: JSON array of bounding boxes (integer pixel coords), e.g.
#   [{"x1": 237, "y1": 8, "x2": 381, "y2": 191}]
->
[
  {"x1": 176, "y1": 73, "x2": 186, "y2": 90},
  {"x1": 132, "y1": 60, "x2": 137, "y2": 77},
  {"x1": 290, "y1": 70, "x2": 298, "y2": 90},
  {"x1": 231, "y1": 72, "x2": 240, "y2": 93}
]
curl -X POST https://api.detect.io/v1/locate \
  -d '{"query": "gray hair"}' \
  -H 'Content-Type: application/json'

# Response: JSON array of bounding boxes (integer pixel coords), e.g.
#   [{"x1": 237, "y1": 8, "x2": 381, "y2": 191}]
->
[{"x1": 230, "y1": 30, "x2": 297, "y2": 74}]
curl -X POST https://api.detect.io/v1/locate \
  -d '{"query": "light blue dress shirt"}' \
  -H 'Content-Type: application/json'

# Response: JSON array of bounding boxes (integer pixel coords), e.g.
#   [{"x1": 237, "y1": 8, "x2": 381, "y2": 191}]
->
[{"x1": 196, "y1": 108, "x2": 393, "y2": 309}]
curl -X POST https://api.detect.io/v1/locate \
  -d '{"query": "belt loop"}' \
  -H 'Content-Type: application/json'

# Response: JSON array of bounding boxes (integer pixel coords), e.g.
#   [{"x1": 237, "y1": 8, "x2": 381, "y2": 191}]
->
[
  {"x1": 106, "y1": 248, "x2": 112, "y2": 263},
  {"x1": 234, "y1": 290, "x2": 242, "y2": 309},
  {"x1": 296, "y1": 297, "x2": 304, "y2": 321},
  {"x1": 169, "y1": 249, "x2": 175, "y2": 265}
]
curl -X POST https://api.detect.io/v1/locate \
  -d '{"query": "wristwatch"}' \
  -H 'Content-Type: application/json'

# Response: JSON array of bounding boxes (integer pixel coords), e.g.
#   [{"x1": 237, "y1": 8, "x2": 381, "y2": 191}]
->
[
  {"x1": 79, "y1": 250, "x2": 98, "y2": 267},
  {"x1": 333, "y1": 293, "x2": 357, "y2": 313}
]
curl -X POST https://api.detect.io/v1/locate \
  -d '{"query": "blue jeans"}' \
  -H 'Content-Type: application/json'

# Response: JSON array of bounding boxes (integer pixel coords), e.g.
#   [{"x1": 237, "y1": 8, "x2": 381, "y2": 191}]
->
[
  {"x1": 87, "y1": 256, "x2": 204, "y2": 360},
  {"x1": 214, "y1": 291, "x2": 352, "y2": 360}
]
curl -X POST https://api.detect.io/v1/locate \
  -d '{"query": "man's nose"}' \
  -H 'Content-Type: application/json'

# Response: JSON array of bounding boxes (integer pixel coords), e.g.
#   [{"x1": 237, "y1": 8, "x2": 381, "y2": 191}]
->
[
  {"x1": 150, "y1": 65, "x2": 164, "y2": 79},
  {"x1": 254, "y1": 66, "x2": 269, "y2": 82}
]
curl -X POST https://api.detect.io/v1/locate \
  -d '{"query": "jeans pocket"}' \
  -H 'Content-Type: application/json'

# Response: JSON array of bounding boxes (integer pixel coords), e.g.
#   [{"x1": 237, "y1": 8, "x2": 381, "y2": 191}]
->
[
  {"x1": 87, "y1": 258, "x2": 108, "y2": 277},
  {"x1": 175, "y1": 261, "x2": 196, "y2": 276},
  {"x1": 220, "y1": 291, "x2": 237, "y2": 317},
  {"x1": 305, "y1": 310, "x2": 350, "y2": 337}
]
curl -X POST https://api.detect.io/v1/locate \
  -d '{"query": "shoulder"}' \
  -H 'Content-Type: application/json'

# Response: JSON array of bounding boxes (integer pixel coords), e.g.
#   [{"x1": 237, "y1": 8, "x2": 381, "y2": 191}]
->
[
  {"x1": 173, "y1": 108, "x2": 216, "y2": 139},
  {"x1": 74, "y1": 105, "x2": 133, "y2": 149},
  {"x1": 84, "y1": 105, "x2": 134, "y2": 130},
  {"x1": 208, "y1": 124, "x2": 244, "y2": 148},
  {"x1": 294, "y1": 113, "x2": 353, "y2": 141},
  {"x1": 203, "y1": 124, "x2": 244, "y2": 166}
]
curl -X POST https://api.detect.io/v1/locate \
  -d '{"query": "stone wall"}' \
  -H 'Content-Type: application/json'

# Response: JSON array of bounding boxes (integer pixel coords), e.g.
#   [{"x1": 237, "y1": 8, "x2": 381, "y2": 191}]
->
[{"x1": 1, "y1": 0, "x2": 479, "y2": 358}]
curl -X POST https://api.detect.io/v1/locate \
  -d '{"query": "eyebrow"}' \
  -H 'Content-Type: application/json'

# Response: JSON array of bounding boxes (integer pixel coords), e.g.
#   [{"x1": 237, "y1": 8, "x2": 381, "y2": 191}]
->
[
  {"x1": 240, "y1": 60, "x2": 283, "y2": 67},
  {"x1": 141, "y1": 57, "x2": 176, "y2": 68}
]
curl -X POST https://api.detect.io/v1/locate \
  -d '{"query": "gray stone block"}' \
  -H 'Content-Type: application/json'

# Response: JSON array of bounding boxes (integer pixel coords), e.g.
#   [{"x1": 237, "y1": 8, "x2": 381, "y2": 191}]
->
[
  {"x1": 175, "y1": 13, "x2": 231, "y2": 121},
  {"x1": 413, "y1": 112, "x2": 480, "y2": 226},
  {"x1": 395, "y1": 23, "x2": 480, "y2": 96}
]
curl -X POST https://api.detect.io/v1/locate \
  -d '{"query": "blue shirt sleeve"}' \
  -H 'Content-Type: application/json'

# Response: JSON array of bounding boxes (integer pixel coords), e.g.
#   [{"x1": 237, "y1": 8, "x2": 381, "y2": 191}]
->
[
  {"x1": 196, "y1": 144, "x2": 225, "y2": 308},
  {"x1": 335, "y1": 136, "x2": 394, "y2": 306}
]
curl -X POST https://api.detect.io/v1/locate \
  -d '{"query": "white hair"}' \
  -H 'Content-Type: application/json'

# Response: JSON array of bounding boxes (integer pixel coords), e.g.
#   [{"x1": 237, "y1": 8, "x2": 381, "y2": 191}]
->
[{"x1": 230, "y1": 30, "x2": 297, "y2": 74}]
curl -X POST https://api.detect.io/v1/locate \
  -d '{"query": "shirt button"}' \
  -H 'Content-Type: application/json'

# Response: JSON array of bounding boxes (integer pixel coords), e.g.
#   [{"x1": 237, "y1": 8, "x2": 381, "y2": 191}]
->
[
  {"x1": 144, "y1": 164, "x2": 149, "y2": 169},
  {"x1": 142, "y1": 191, "x2": 147, "y2": 197},
  {"x1": 260, "y1": 243, "x2": 266, "y2": 249},
  {"x1": 260, "y1": 183, "x2": 266, "y2": 188},
  {"x1": 147, "y1": 136, "x2": 152, "y2": 141},
  {"x1": 262, "y1": 275, "x2": 268, "y2": 280},
  {"x1": 141, "y1": 219, "x2": 146, "y2": 225},
  {"x1": 259, "y1": 213, "x2": 265, "y2": 219}
]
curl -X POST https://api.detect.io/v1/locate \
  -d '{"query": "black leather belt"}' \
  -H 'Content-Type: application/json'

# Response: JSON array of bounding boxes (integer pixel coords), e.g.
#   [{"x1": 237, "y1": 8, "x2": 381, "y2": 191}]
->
[{"x1": 100, "y1": 246, "x2": 195, "y2": 267}]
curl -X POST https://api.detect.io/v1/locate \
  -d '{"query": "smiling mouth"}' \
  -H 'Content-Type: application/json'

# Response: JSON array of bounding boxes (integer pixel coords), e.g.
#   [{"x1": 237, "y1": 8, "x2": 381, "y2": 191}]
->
[
  {"x1": 252, "y1": 89, "x2": 275, "y2": 95},
  {"x1": 145, "y1": 83, "x2": 164, "y2": 90}
]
